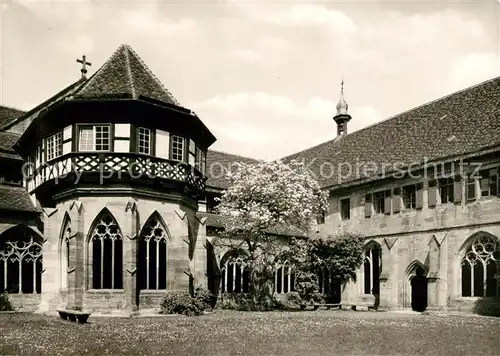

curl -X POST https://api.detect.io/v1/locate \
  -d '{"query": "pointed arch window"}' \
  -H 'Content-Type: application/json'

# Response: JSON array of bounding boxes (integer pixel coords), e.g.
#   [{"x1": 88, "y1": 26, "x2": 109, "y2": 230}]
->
[
  {"x1": 461, "y1": 234, "x2": 499, "y2": 297},
  {"x1": 221, "y1": 256, "x2": 250, "y2": 293},
  {"x1": 88, "y1": 210, "x2": 123, "y2": 289},
  {"x1": 0, "y1": 225, "x2": 43, "y2": 294},
  {"x1": 363, "y1": 243, "x2": 381, "y2": 295},
  {"x1": 138, "y1": 215, "x2": 169, "y2": 290},
  {"x1": 274, "y1": 263, "x2": 295, "y2": 294},
  {"x1": 60, "y1": 216, "x2": 71, "y2": 290}
]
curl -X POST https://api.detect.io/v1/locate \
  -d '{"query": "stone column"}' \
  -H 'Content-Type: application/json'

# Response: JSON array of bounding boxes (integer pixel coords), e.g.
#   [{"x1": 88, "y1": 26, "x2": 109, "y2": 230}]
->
[
  {"x1": 123, "y1": 201, "x2": 138, "y2": 315},
  {"x1": 436, "y1": 233, "x2": 448, "y2": 310},
  {"x1": 426, "y1": 233, "x2": 446, "y2": 311},
  {"x1": 378, "y1": 237, "x2": 398, "y2": 311},
  {"x1": 168, "y1": 210, "x2": 190, "y2": 291},
  {"x1": 192, "y1": 216, "x2": 208, "y2": 289},
  {"x1": 67, "y1": 201, "x2": 85, "y2": 311},
  {"x1": 36, "y1": 208, "x2": 60, "y2": 314}
]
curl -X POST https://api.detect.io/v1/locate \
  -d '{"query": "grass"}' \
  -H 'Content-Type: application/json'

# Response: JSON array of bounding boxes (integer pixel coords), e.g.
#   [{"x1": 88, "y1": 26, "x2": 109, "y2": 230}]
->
[{"x1": 1, "y1": 310, "x2": 499, "y2": 355}]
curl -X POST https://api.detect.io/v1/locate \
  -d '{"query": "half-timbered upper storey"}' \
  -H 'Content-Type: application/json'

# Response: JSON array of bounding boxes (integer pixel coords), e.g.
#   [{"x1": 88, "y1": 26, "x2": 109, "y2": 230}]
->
[{"x1": 7, "y1": 45, "x2": 216, "y2": 206}]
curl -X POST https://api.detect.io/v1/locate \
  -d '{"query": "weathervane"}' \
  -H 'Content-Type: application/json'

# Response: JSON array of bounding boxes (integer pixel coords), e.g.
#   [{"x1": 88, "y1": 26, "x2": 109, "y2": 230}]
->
[{"x1": 77, "y1": 55, "x2": 92, "y2": 79}]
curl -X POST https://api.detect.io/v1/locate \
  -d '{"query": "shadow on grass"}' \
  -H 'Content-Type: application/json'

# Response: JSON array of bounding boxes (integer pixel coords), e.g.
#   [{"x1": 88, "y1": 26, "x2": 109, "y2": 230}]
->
[{"x1": 473, "y1": 298, "x2": 500, "y2": 317}]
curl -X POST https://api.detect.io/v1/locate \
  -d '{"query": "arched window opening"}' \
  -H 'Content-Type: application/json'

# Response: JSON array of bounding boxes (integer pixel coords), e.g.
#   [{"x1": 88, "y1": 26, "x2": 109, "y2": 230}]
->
[
  {"x1": 274, "y1": 263, "x2": 295, "y2": 294},
  {"x1": 60, "y1": 216, "x2": 71, "y2": 290},
  {"x1": 363, "y1": 244, "x2": 381, "y2": 295},
  {"x1": 89, "y1": 210, "x2": 123, "y2": 290},
  {"x1": 221, "y1": 257, "x2": 249, "y2": 293},
  {"x1": 138, "y1": 216, "x2": 169, "y2": 290},
  {"x1": 0, "y1": 226, "x2": 42, "y2": 294},
  {"x1": 318, "y1": 266, "x2": 341, "y2": 304},
  {"x1": 461, "y1": 234, "x2": 499, "y2": 297}
]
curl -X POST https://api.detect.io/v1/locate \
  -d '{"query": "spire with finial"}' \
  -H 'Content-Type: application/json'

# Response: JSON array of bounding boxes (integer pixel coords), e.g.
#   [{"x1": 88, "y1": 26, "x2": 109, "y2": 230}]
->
[
  {"x1": 333, "y1": 75, "x2": 352, "y2": 136},
  {"x1": 336, "y1": 76, "x2": 349, "y2": 115}
]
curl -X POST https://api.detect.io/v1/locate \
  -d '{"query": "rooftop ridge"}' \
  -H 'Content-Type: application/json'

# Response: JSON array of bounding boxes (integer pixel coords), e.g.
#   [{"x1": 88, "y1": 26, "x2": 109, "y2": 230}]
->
[
  {"x1": 208, "y1": 149, "x2": 262, "y2": 162},
  {"x1": 0, "y1": 104, "x2": 26, "y2": 113},
  {"x1": 123, "y1": 46, "x2": 137, "y2": 99},
  {"x1": 123, "y1": 44, "x2": 181, "y2": 107},
  {"x1": 281, "y1": 75, "x2": 500, "y2": 161}
]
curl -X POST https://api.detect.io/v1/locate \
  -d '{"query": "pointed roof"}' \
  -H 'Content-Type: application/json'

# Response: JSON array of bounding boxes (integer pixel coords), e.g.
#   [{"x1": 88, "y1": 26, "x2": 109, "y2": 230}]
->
[
  {"x1": 74, "y1": 44, "x2": 181, "y2": 107},
  {"x1": 335, "y1": 78, "x2": 349, "y2": 116}
]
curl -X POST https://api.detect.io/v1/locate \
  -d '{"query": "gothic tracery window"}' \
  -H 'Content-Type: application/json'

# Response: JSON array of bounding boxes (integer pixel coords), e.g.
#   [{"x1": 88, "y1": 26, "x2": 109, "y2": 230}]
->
[
  {"x1": 89, "y1": 210, "x2": 123, "y2": 289},
  {"x1": 363, "y1": 244, "x2": 381, "y2": 295},
  {"x1": 60, "y1": 217, "x2": 71, "y2": 290},
  {"x1": 275, "y1": 263, "x2": 295, "y2": 294},
  {"x1": 221, "y1": 257, "x2": 250, "y2": 293},
  {"x1": 138, "y1": 216, "x2": 168, "y2": 290},
  {"x1": 0, "y1": 226, "x2": 43, "y2": 294},
  {"x1": 461, "y1": 234, "x2": 499, "y2": 297}
]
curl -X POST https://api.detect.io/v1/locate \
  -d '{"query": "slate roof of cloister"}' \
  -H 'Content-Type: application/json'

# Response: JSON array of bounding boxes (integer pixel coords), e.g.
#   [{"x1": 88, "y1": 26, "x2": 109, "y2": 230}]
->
[
  {"x1": 0, "y1": 185, "x2": 38, "y2": 213},
  {"x1": 206, "y1": 76, "x2": 500, "y2": 191},
  {"x1": 0, "y1": 105, "x2": 25, "y2": 130}
]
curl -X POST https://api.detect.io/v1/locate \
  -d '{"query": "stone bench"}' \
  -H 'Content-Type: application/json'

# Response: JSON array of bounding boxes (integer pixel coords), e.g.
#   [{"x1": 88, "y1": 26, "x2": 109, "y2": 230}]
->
[
  {"x1": 57, "y1": 309, "x2": 91, "y2": 323},
  {"x1": 299, "y1": 303, "x2": 342, "y2": 310}
]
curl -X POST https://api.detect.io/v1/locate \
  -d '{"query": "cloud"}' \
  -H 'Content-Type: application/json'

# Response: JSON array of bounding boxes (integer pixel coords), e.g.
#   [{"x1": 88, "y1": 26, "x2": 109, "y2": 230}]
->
[
  {"x1": 450, "y1": 53, "x2": 499, "y2": 89},
  {"x1": 231, "y1": 2, "x2": 357, "y2": 33},
  {"x1": 191, "y1": 92, "x2": 382, "y2": 160},
  {"x1": 229, "y1": 36, "x2": 294, "y2": 64}
]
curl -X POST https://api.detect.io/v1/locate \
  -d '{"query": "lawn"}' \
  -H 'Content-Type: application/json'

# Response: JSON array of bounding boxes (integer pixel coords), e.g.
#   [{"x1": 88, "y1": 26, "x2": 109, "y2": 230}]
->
[{"x1": 0, "y1": 310, "x2": 499, "y2": 355}]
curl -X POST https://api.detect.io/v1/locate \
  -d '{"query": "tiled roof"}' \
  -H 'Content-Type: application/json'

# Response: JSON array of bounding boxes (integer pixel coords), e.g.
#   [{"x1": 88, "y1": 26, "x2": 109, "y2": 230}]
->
[
  {"x1": 197, "y1": 212, "x2": 307, "y2": 237},
  {"x1": 74, "y1": 44, "x2": 181, "y2": 107},
  {"x1": 204, "y1": 76, "x2": 500, "y2": 191},
  {"x1": 0, "y1": 106, "x2": 25, "y2": 131},
  {"x1": 0, "y1": 185, "x2": 38, "y2": 213},
  {"x1": 0, "y1": 131, "x2": 22, "y2": 160},
  {"x1": 205, "y1": 150, "x2": 262, "y2": 190},
  {"x1": 2, "y1": 79, "x2": 86, "y2": 133},
  {"x1": 283, "y1": 76, "x2": 500, "y2": 189}
]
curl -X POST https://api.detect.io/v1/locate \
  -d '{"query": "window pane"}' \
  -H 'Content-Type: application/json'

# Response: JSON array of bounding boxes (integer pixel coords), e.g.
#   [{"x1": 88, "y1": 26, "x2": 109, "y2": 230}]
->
[
  {"x1": 95, "y1": 126, "x2": 110, "y2": 151},
  {"x1": 79, "y1": 127, "x2": 94, "y2": 152},
  {"x1": 138, "y1": 127, "x2": 151, "y2": 155},
  {"x1": 171, "y1": 136, "x2": 184, "y2": 161}
]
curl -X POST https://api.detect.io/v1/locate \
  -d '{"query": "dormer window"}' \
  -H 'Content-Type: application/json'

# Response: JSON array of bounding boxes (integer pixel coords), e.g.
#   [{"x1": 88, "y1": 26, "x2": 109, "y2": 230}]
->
[
  {"x1": 78, "y1": 125, "x2": 111, "y2": 152},
  {"x1": 137, "y1": 127, "x2": 151, "y2": 155},
  {"x1": 46, "y1": 131, "x2": 62, "y2": 161},
  {"x1": 171, "y1": 135, "x2": 184, "y2": 162}
]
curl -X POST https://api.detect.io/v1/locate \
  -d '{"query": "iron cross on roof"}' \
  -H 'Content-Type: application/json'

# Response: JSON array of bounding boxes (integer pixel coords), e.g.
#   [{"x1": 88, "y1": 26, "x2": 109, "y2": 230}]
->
[{"x1": 77, "y1": 55, "x2": 92, "y2": 79}]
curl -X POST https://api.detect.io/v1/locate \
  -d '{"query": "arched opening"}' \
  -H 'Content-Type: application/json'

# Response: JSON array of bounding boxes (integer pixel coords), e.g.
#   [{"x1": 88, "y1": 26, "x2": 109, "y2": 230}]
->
[
  {"x1": 138, "y1": 212, "x2": 170, "y2": 291},
  {"x1": 363, "y1": 241, "x2": 381, "y2": 296},
  {"x1": 0, "y1": 225, "x2": 43, "y2": 294},
  {"x1": 410, "y1": 266, "x2": 428, "y2": 312},
  {"x1": 206, "y1": 240, "x2": 220, "y2": 297},
  {"x1": 460, "y1": 232, "x2": 499, "y2": 297},
  {"x1": 220, "y1": 251, "x2": 250, "y2": 294},
  {"x1": 87, "y1": 209, "x2": 123, "y2": 290},
  {"x1": 318, "y1": 266, "x2": 341, "y2": 304},
  {"x1": 274, "y1": 262, "x2": 295, "y2": 295},
  {"x1": 403, "y1": 260, "x2": 428, "y2": 311},
  {"x1": 59, "y1": 214, "x2": 71, "y2": 290}
]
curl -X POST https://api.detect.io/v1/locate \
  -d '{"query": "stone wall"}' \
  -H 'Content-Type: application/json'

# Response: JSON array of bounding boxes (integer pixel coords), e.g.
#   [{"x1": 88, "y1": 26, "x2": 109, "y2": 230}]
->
[
  {"x1": 321, "y1": 169, "x2": 500, "y2": 314},
  {"x1": 37, "y1": 193, "x2": 207, "y2": 314}
]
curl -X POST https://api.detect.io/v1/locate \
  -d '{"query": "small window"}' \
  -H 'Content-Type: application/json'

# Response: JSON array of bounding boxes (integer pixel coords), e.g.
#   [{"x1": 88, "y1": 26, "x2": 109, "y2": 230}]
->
[
  {"x1": 171, "y1": 135, "x2": 184, "y2": 162},
  {"x1": 340, "y1": 198, "x2": 350, "y2": 220},
  {"x1": 480, "y1": 169, "x2": 498, "y2": 197},
  {"x1": 79, "y1": 125, "x2": 110, "y2": 152},
  {"x1": 316, "y1": 210, "x2": 326, "y2": 225},
  {"x1": 402, "y1": 184, "x2": 416, "y2": 209},
  {"x1": 46, "y1": 132, "x2": 62, "y2": 161},
  {"x1": 466, "y1": 177, "x2": 476, "y2": 201},
  {"x1": 196, "y1": 147, "x2": 206, "y2": 174},
  {"x1": 438, "y1": 177, "x2": 454, "y2": 204},
  {"x1": 137, "y1": 127, "x2": 151, "y2": 155},
  {"x1": 373, "y1": 191, "x2": 385, "y2": 214}
]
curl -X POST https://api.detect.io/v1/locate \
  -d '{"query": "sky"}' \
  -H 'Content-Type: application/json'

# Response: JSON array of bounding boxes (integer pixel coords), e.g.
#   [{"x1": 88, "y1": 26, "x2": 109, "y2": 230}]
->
[{"x1": 1, "y1": 0, "x2": 499, "y2": 160}]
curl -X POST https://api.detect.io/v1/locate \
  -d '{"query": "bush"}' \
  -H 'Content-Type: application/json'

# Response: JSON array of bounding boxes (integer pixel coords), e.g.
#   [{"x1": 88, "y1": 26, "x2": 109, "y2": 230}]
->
[
  {"x1": 219, "y1": 294, "x2": 283, "y2": 311},
  {"x1": 193, "y1": 285, "x2": 216, "y2": 311},
  {"x1": 285, "y1": 292, "x2": 302, "y2": 305},
  {"x1": 0, "y1": 293, "x2": 13, "y2": 311},
  {"x1": 160, "y1": 290, "x2": 203, "y2": 316},
  {"x1": 294, "y1": 271, "x2": 324, "y2": 305}
]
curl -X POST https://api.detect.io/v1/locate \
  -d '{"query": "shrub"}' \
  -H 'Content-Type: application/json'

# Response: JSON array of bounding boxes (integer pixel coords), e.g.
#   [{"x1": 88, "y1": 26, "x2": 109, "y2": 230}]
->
[
  {"x1": 160, "y1": 290, "x2": 203, "y2": 316},
  {"x1": 285, "y1": 291, "x2": 302, "y2": 305},
  {"x1": 193, "y1": 285, "x2": 216, "y2": 311},
  {"x1": 0, "y1": 293, "x2": 13, "y2": 311},
  {"x1": 294, "y1": 271, "x2": 324, "y2": 305}
]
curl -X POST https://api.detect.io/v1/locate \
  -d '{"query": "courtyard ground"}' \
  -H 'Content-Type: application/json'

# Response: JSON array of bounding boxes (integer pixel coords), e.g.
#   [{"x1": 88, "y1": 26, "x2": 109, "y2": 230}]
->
[{"x1": 0, "y1": 310, "x2": 499, "y2": 355}]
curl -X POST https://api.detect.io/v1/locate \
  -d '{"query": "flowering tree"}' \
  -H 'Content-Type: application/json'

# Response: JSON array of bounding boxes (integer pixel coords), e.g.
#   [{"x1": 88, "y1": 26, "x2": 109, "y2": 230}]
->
[{"x1": 214, "y1": 160, "x2": 328, "y2": 306}]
